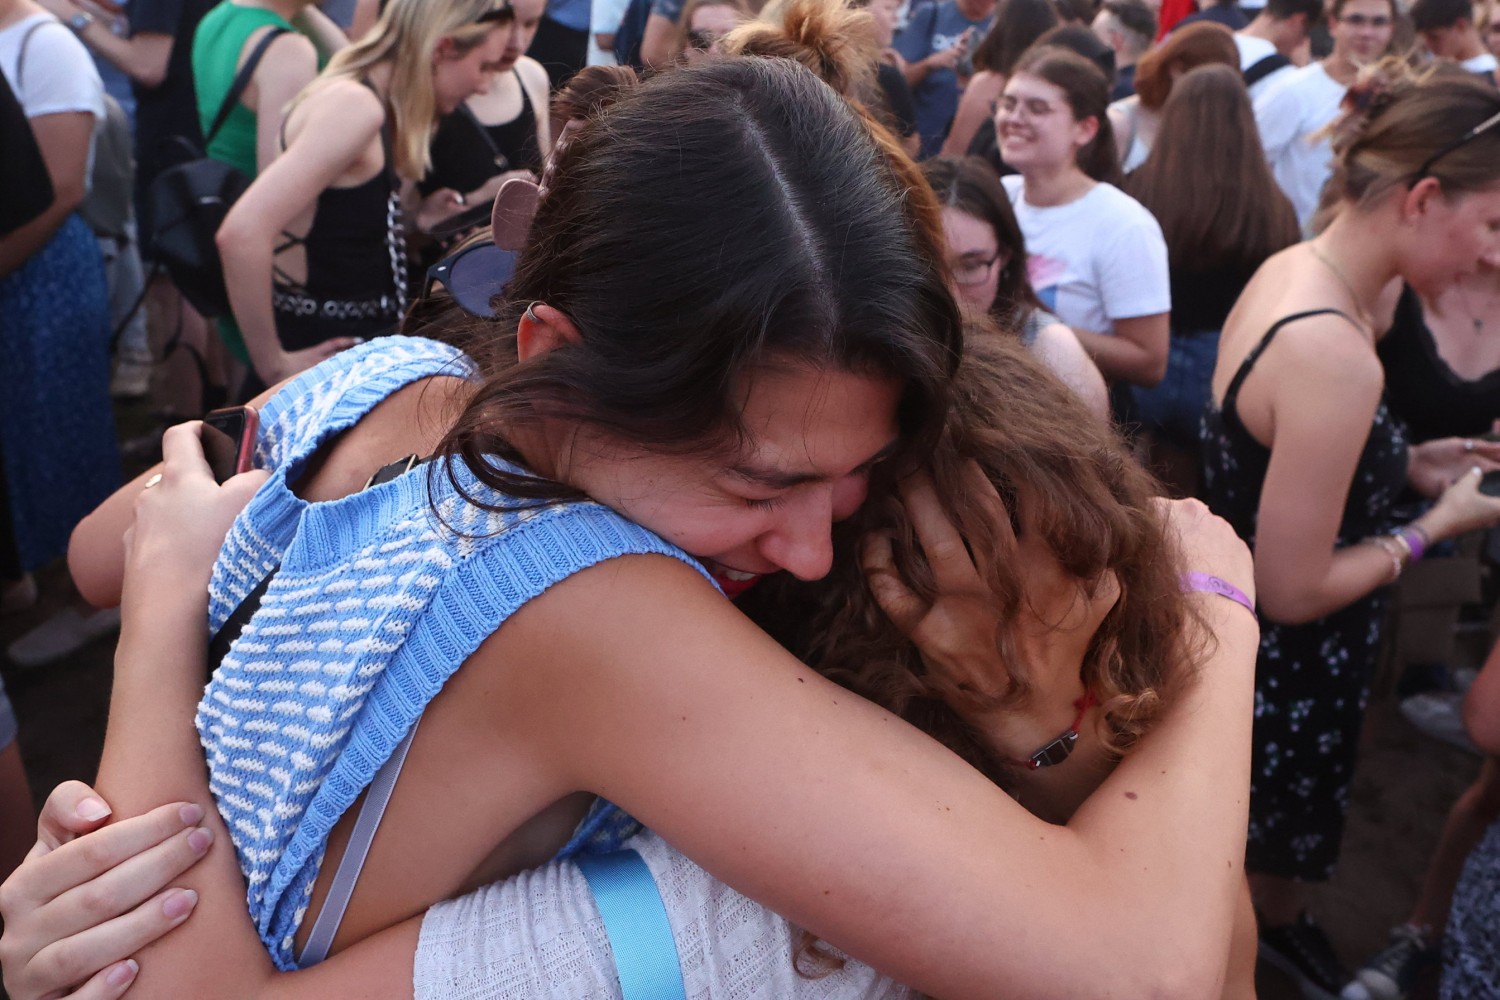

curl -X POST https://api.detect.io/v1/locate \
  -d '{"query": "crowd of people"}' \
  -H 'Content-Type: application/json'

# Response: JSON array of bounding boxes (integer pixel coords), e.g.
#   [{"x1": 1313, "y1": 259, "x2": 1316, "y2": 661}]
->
[{"x1": 1, "y1": 0, "x2": 1499, "y2": 996}]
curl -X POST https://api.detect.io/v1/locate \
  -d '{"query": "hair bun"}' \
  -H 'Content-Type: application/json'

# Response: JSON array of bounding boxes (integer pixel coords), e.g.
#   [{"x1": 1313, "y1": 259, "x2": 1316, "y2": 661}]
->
[
  {"x1": 1329, "y1": 56, "x2": 1415, "y2": 152},
  {"x1": 720, "y1": 0, "x2": 879, "y2": 98}
]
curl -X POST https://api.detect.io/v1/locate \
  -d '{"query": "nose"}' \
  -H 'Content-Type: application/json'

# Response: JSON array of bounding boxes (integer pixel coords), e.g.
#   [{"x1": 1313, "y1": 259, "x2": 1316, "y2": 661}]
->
[{"x1": 758, "y1": 488, "x2": 837, "y2": 582}]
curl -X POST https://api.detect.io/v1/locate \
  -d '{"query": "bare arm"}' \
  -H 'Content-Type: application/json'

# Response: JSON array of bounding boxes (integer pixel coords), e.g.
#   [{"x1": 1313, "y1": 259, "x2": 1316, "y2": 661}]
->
[
  {"x1": 0, "y1": 110, "x2": 93, "y2": 277},
  {"x1": 69, "y1": 17, "x2": 171, "y2": 87},
  {"x1": 1248, "y1": 322, "x2": 1500, "y2": 624},
  {"x1": 639, "y1": 12, "x2": 677, "y2": 67},
  {"x1": 940, "y1": 70, "x2": 1002, "y2": 157},
  {"x1": 290, "y1": 5, "x2": 348, "y2": 60},
  {"x1": 1071, "y1": 311, "x2": 1169, "y2": 387},
  {"x1": 1463, "y1": 638, "x2": 1500, "y2": 755},
  {"x1": 1030, "y1": 321, "x2": 1110, "y2": 419},
  {"x1": 249, "y1": 32, "x2": 321, "y2": 175}
]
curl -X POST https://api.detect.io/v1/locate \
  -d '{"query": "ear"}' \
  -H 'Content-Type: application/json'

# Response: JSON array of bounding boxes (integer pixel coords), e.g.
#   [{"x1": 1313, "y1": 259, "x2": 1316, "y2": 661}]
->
[
  {"x1": 433, "y1": 36, "x2": 457, "y2": 63},
  {"x1": 1073, "y1": 113, "x2": 1100, "y2": 148},
  {"x1": 517, "y1": 303, "x2": 583, "y2": 361},
  {"x1": 1399, "y1": 176, "x2": 1444, "y2": 223}
]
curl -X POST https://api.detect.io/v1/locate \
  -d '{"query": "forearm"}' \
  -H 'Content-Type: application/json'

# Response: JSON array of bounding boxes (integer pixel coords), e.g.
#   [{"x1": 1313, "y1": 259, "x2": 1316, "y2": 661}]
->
[
  {"x1": 1060, "y1": 594, "x2": 1256, "y2": 994},
  {"x1": 73, "y1": 22, "x2": 168, "y2": 87},
  {"x1": 220, "y1": 237, "x2": 285, "y2": 382},
  {"x1": 901, "y1": 55, "x2": 932, "y2": 86},
  {"x1": 1071, "y1": 324, "x2": 1166, "y2": 387},
  {"x1": 94, "y1": 584, "x2": 283, "y2": 1000},
  {"x1": 292, "y1": 6, "x2": 348, "y2": 60}
]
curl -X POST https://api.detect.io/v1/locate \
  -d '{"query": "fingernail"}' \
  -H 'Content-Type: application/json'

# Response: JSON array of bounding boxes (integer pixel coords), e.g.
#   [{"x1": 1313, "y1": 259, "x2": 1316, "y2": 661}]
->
[
  {"x1": 178, "y1": 803, "x2": 204, "y2": 826},
  {"x1": 77, "y1": 797, "x2": 112, "y2": 821},
  {"x1": 106, "y1": 959, "x2": 139, "y2": 988},
  {"x1": 187, "y1": 826, "x2": 213, "y2": 853},
  {"x1": 162, "y1": 888, "x2": 198, "y2": 921}
]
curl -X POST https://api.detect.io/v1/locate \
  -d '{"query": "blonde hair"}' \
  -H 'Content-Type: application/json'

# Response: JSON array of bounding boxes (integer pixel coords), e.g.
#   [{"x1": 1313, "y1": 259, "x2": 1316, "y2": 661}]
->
[{"x1": 295, "y1": 0, "x2": 504, "y2": 179}]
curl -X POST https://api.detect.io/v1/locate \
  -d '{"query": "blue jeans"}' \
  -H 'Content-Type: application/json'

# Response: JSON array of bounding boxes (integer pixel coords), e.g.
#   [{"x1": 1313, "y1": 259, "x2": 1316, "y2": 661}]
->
[{"x1": 1132, "y1": 331, "x2": 1220, "y2": 450}]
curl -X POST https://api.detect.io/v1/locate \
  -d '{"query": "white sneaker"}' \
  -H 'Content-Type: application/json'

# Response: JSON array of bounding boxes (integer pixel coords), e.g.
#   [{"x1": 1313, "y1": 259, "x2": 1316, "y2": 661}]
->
[
  {"x1": 6, "y1": 606, "x2": 121, "y2": 669},
  {"x1": 1399, "y1": 692, "x2": 1478, "y2": 753},
  {"x1": 110, "y1": 352, "x2": 154, "y2": 399}
]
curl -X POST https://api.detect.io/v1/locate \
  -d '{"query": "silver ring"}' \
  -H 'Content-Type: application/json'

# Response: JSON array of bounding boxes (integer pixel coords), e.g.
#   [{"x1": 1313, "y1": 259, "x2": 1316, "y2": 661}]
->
[
  {"x1": 1465, "y1": 439, "x2": 1476, "y2": 453},
  {"x1": 142, "y1": 473, "x2": 163, "y2": 489}
]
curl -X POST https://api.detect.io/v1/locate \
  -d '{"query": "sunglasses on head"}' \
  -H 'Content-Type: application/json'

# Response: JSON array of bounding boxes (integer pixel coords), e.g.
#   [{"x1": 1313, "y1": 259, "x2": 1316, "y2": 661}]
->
[
  {"x1": 1416, "y1": 108, "x2": 1500, "y2": 180},
  {"x1": 422, "y1": 241, "x2": 518, "y2": 319}
]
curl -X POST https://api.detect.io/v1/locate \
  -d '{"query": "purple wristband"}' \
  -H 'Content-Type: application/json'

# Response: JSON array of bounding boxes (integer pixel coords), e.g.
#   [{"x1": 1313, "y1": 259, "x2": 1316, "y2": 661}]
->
[
  {"x1": 1398, "y1": 527, "x2": 1427, "y2": 563},
  {"x1": 1181, "y1": 572, "x2": 1256, "y2": 617}
]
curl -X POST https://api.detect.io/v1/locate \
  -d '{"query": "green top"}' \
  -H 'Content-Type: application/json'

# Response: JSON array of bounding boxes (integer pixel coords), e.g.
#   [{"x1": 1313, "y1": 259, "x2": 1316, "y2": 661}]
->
[{"x1": 191, "y1": 2, "x2": 319, "y2": 364}]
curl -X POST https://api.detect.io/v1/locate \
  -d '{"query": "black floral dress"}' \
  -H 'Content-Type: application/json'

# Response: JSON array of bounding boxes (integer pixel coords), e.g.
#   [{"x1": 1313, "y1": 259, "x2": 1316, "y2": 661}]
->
[
  {"x1": 1201, "y1": 310, "x2": 1409, "y2": 881},
  {"x1": 1442, "y1": 817, "x2": 1500, "y2": 998}
]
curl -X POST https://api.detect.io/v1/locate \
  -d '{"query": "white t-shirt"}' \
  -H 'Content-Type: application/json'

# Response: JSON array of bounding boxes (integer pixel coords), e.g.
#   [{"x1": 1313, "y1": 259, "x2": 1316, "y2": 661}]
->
[
  {"x1": 1234, "y1": 33, "x2": 1292, "y2": 99},
  {"x1": 0, "y1": 13, "x2": 103, "y2": 180},
  {"x1": 1462, "y1": 51, "x2": 1499, "y2": 75},
  {"x1": 1253, "y1": 61, "x2": 1345, "y2": 231},
  {"x1": 414, "y1": 829, "x2": 911, "y2": 1000},
  {"x1": 1000, "y1": 175, "x2": 1170, "y2": 337}
]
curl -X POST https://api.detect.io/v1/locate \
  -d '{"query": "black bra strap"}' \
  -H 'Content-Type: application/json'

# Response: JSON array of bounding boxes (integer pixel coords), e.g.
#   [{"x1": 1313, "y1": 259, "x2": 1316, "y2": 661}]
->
[{"x1": 1222, "y1": 308, "x2": 1359, "y2": 421}]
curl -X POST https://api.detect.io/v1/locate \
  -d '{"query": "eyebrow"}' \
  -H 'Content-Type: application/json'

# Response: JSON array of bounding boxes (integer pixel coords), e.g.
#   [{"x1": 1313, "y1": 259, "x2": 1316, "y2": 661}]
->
[{"x1": 729, "y1": 440, "x2": 900, "y2": 490}]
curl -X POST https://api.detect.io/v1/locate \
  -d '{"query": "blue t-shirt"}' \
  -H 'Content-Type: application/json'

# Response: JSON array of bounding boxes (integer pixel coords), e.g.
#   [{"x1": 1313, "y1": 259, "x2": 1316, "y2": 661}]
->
[
  {"x1": 546, "y1": 0, "x2": 591, "y2": 31},
  {"x1": 893, "y1": 0, "x2": 994, "y2": 158}
]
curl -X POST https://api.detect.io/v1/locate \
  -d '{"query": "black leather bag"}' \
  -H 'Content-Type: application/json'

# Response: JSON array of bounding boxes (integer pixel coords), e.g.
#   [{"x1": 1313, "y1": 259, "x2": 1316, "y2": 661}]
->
[{"x1": 146, "y1": 27, "x2": 287, "y2": 317}]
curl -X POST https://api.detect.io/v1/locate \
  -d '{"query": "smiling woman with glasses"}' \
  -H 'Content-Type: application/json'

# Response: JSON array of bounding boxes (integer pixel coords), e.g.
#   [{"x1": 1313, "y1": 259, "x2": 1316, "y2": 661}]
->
[{"x1": 924, "y1": 155, "x2": 1107, "y2": 416}]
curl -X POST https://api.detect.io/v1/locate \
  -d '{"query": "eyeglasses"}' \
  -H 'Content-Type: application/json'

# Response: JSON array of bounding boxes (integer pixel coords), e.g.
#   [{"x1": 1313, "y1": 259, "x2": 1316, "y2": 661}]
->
[
  {"x1": 1416, "y1": 108, "x2": 1500, "y2": 179},
  {"x1": 1337, "y1": 13, "x2": 1392, "y2": 27},
  {"x1": 422, "y1": 241, "x2": 518, "y2": 318},
  {"x1": 951, "y1": 253, "x2": 1001, "y2": 286}
]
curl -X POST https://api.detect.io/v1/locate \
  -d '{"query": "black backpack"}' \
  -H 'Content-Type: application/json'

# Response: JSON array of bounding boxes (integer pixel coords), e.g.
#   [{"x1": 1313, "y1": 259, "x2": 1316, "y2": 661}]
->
[{"x1": 146, "y1": 27, "x2": 286, "y2": 318}]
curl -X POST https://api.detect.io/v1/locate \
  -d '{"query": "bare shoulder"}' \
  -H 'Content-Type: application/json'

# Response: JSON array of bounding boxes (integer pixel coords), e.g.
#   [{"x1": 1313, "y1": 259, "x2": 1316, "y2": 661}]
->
[
  {"x1": 515, "y1": 55, "x2": 550, "y2": 94},
  {"x1": 255, "y1": 28, "x2": 317, "y2": 73},
  {"x1": 285, "y1": 77, "x2": 383, "y2": 142}
]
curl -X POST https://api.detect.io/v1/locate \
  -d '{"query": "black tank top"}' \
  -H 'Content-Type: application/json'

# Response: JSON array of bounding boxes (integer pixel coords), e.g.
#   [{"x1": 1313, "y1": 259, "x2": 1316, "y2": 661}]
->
[
  {"x1": 420, "y1": 70, "x2": 541, "y2": 196},
  {"x1": 1378, "y1": 284, "x2": 1500, "y2": 444},
  {"x1": 272, "y1": 82, "x2": 404, "y2": 350}
]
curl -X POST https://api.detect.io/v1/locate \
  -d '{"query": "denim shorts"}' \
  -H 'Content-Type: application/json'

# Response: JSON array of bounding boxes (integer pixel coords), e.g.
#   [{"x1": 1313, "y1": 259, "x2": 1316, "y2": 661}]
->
[{"x1": 1131, "y1": 331, "x2": 1220, "y2": 450}]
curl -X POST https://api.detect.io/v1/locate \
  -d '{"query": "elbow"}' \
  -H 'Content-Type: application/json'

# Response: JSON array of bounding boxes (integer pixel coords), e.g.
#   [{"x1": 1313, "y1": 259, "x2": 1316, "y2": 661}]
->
[
  {"x1": 51, "y1": 180, "x2": 86, "y2": 217},
  {"x1": 133, "y1": 61, "x2": 169, "y2": 90},
  {"x1": 1257, "y1": 590, "x2": 1319, "y2": 626},
  {"x1": 1463, "y1": 686, "x2": 1500, "y2": 755}
]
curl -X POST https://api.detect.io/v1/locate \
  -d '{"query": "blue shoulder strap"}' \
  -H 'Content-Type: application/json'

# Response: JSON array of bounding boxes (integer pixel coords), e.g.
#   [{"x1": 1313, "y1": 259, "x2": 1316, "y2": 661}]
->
[{"x1": 576, "y1": 849, "x2": 688, "y2": 1000}]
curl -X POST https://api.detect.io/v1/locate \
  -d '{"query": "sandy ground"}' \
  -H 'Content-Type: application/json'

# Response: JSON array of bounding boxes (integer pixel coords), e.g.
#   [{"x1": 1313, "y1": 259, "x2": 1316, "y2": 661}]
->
[{"x1": 0, "y1": 409, "x2": 1489, "y2": 1000}]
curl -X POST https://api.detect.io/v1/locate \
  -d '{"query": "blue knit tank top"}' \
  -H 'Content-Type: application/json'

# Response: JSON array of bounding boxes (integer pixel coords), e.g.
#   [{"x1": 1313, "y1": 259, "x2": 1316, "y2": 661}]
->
[{"x1": 198, "y1": 337, "x2": 714, "y2": 968}]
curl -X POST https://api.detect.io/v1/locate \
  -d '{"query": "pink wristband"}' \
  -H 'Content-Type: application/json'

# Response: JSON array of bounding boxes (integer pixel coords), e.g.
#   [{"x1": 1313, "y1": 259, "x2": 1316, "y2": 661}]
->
[{"x1": 1181, "y1": 572, "x2": 1256, "y2": 618}]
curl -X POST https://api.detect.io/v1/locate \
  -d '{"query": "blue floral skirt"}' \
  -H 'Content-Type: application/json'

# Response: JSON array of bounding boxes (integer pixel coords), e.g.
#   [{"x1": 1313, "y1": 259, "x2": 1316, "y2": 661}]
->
[{"x1": 0, "y1": 214, "x2": 119, "y2": 570}]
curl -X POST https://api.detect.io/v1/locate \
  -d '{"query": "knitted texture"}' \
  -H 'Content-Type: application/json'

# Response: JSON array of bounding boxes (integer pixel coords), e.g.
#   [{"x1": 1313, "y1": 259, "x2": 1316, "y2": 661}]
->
[
  {"x1": 414, "y1": 830, "x2": 912, "y2": 1000},
  {"x1": 198, "y1": 337, "x2": 710, "y2": 969}
]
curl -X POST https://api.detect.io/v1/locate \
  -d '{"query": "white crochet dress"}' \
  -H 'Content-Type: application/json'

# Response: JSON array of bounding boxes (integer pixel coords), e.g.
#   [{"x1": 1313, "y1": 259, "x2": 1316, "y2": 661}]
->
[{"x1": 414, "y1": 830, "x2": 914, "y2": 1000}]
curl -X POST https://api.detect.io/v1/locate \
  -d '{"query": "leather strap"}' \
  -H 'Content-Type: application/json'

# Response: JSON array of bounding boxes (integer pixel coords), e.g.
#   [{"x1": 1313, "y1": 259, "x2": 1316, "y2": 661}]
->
[
  {"x1": 206, "y1": 27, "x2": 289, "y2": 146},
  {"x1": 576, "y1": 850, "x2": 688, "y2": 1000}
]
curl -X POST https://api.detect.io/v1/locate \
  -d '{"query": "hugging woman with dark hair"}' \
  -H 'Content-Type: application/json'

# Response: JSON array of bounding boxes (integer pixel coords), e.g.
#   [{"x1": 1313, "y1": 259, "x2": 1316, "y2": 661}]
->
[{"x1": 2, "y1": 56, "x2": 1257, "y2": 1000}]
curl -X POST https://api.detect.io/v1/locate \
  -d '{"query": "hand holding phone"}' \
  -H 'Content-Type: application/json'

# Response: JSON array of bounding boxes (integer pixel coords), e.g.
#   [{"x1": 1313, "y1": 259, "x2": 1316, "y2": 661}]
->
[{"x1": 200, "y1": 406, "x2": 259, "y2": 484}]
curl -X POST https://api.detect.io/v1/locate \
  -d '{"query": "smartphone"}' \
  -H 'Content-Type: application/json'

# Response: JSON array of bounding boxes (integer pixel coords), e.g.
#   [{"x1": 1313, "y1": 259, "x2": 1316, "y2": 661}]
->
[
  {"x1": 201, "y1": 406, "x2": 258, "y2": 484},
  {"x1": 1481, "y1": 470, "x2": 1500, "y2": 498}
]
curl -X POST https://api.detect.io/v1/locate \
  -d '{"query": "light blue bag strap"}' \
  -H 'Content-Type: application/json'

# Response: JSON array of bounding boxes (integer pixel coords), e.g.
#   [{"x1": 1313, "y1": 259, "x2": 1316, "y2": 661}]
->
[{"x1": 575, "y1": 849, "x2": 688, "y2": 1000}]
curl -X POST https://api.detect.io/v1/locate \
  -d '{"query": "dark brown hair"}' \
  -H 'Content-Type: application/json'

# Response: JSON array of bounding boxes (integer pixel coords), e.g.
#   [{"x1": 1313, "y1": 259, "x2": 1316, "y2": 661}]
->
[
  {"x1": 1010, "y1": 45, "x2": 1121, "y2": 184},
  {"x1": 973, "y1": 0, "x2": 1060, "y2": 75},
  {"x1": 1126, "y1": 64, "x2": 1299, "y2": 273},
  {"x1": 437, "y1": 57, "x2": 962, "y2": 512},
  {"x1": 1133, "y1": 20, "x2": 1239, "y2": 109},
  {"x1": 923, "y1": 155, "x2": 1045, "y2": 331}
]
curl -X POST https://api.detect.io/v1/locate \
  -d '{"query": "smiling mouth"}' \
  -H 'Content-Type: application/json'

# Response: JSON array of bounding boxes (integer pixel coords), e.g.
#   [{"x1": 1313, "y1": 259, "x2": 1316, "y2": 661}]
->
[{"x1": 703, "y1": 560, "x2": 765, "y2": 598}]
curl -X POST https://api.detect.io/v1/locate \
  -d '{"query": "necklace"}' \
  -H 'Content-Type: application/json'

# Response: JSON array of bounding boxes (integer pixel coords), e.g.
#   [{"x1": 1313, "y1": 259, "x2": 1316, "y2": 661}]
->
[
  {"x1": 1455, "y1": 281, "x2": 1492, "y2": 334},
  {"x1": 1308, "y1": 242, "x2": 1375, "y2": 333}
]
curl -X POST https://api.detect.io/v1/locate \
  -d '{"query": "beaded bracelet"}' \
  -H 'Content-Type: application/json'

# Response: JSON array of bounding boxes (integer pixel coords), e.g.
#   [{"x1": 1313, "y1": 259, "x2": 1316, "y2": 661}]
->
[{"x1": 1364, "y1": 534, "x2": 1406, "y2": 584}]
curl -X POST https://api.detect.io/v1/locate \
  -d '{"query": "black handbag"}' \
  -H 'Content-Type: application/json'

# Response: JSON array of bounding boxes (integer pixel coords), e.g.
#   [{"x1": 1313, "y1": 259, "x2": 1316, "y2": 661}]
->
[{"x1": 146, "y1": 27, "x2": 287, "y2": 318}]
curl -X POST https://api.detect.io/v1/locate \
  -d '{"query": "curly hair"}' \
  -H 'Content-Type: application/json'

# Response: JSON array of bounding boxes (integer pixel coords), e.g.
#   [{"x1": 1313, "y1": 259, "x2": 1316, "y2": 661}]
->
[{"x1": 745, "y1": 327, "x2": 1202, "y2": 783}]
